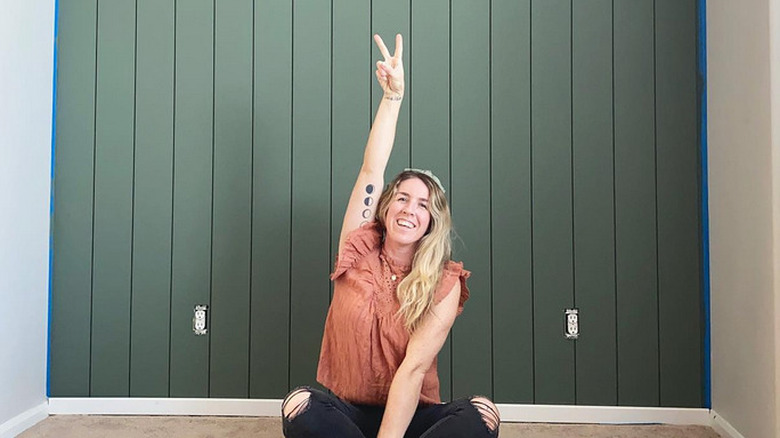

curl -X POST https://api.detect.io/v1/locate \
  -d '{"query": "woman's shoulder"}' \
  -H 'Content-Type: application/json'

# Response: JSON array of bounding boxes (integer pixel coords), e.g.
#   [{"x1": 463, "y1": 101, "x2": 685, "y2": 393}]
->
[
  {"x1": 331, "y1": 222, "x2": 382, "y2": 280},
  {"x1": 434, "y1": 260, "x2": 471, "y2": 314},
  {"x1": 443, "y1": 259, "x2": 469, "y2": 275}
]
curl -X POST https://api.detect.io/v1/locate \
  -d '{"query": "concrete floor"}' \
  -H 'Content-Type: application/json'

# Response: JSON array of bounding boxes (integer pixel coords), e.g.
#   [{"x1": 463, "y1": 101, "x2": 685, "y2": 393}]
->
[{"x1": 18, "y1": 415, "x2": 723, "y2": 438}]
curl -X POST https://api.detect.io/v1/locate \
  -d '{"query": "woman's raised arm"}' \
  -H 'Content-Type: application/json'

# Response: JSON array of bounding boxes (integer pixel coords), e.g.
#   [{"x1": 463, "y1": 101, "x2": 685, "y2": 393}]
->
[{"x1": 337, "y1": 33, "x2": 405, "y2": 253}]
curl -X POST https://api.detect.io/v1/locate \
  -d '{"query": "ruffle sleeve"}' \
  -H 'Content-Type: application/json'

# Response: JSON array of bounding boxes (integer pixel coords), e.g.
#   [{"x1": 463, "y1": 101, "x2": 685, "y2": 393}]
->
[
  {"x1": 433, "y1": 261, "x2": 471, "y2": 315},
  {"x1": 331, "y1": 222, "x2": 382, "y2": 280}
]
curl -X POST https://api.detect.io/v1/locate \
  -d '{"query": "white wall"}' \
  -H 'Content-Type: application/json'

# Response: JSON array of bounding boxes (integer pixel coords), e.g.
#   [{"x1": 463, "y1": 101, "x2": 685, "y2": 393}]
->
[
  {"x1": 708, "y1": 0, "x2": 779, "y2": 437},
  {"x1": 772, "y1": 1, "x2": 780, "y2": 436},
  {"x1": 0, "y1": 0, "x2": 55, "y2": 428}
]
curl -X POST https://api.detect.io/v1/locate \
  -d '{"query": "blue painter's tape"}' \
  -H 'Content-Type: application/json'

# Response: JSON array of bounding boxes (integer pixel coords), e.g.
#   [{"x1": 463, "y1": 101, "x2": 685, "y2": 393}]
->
[
  {"x1": 697, "y1": 0, "x2": 711, "y2": 410},
  {"x1": 47, "y1": 0, "x2": 60, "y2": 398}
]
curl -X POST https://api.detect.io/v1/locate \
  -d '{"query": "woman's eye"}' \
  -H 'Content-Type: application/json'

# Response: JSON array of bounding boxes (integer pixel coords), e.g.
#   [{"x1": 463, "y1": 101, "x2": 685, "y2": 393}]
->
[{"x1": 420, "y1": 204, "x2": 428, "y2": 210}]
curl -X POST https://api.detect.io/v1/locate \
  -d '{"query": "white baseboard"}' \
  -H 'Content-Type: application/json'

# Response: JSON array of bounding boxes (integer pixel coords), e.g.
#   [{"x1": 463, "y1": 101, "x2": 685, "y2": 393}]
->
[
  {"x1": 0, "y1": 402, "x2": 49, "y2": 438},
  {"x1": 48, "y1": 398, "x2": 282, "y2": 417},
  {"x1": 49, "y1": 398, "x2": 711, "y2": 426},
  {"x1": 710, "y1": 410, "x2": 746, "y2": 438},
  {"x1": 495, "y1": 403, "x2": 711, "y2": 425}
]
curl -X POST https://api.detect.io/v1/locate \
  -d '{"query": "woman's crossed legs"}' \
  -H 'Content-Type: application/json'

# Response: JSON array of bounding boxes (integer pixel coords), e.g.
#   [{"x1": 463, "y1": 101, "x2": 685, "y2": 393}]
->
[{"x1": 282, "y1": 387, "x2": 499, "y2": 438}]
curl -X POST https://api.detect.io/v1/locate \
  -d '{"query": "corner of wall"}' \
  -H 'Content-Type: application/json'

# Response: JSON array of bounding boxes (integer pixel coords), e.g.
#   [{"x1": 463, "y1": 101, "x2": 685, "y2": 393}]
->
[
  {"x1": 711, "y1": 410, "x2": 747, "y2": 438},
  {"x1": 769, "y1": 0, "x2": 780, "y2": 435},
  {"x1": 0, "y1": 402, "x2": 48, "y2": 438}
]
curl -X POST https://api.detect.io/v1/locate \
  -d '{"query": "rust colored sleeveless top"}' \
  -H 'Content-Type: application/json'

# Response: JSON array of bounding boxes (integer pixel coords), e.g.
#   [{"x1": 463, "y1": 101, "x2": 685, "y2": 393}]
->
[{"x1": 316, "y1": 222, "x2": 470, "y2": 406}]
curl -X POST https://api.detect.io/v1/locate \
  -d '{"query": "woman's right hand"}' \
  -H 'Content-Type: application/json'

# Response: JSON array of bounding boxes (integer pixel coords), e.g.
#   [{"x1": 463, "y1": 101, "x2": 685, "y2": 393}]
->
[{"x1": 374, "y1": 34, "x2": 404, "y2": 100}]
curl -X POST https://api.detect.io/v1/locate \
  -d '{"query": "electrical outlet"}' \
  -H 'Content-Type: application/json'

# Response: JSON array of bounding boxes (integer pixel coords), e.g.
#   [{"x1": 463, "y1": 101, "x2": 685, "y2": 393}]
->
[
  {"x1": 193, "y1": 305, "x2": 208, "y2": 335},
  {"x1": 564, "y1": 308, "x2": 579, "y2": 340}
]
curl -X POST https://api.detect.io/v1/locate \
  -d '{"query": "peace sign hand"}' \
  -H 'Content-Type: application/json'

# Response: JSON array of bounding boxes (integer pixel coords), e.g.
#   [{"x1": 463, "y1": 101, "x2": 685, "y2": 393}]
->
[{"x1": 374, "y1": 34, "x2": 404, "y2": 100}]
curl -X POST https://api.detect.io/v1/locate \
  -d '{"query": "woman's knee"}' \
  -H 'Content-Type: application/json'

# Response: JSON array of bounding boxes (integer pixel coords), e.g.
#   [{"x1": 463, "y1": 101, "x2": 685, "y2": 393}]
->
[
  {"x1": 282, "y1": 387, "x2": 312, "y2": 420},
  {"x1": 469, "y1": 396, "x2": 500, "y2": 432}
]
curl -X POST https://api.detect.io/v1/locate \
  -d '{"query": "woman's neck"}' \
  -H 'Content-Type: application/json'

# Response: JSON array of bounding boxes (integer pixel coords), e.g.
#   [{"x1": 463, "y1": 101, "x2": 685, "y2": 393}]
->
[{"x1": 382, "y1": 239, "x2": 416, "y2": 268}]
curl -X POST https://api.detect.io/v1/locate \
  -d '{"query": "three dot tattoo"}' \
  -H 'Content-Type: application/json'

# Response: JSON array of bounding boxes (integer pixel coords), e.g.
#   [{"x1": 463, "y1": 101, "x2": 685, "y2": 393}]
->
[{"x1": 360, "y1": 184, "x2": 375, "y2": 227}]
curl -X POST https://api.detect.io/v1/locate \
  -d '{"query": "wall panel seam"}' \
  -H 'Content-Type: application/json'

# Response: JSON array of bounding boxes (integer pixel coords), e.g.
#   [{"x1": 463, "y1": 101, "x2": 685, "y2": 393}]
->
[
  {"x1": 488, "y1": 0, "x2": 494, "y2": 401},
  {"x1": 208, "y1": 0, "x2": 216, "y2": 398},
  {"x1": 287, "y1": 0, "x2": 295, "y2": 393},
  {"x1": 570, "y1": 0, "x2": 577, "y2": 404},
  {"x1": 167, "y1": 0, "x2": 177, "y2": 399},
  {"x1": 653, "y1": 0, "x2": 661, "y2": 407},
  {"x1": 88, "y1": 0, "x2": 101, "y2": 398},
  {"x1": 128, "y1": 0, "x2": 139, "y2": 396},
  {"x1": 329, "y1": 0, "x2": 334, "y2": 306},
  {"x1": 448, "y1": 0, "x2": 453, "y2": 399},
  {"x1": 248, "y1": 0, "x2": 256, "y2": 398},
  {"x1": 611, "y1": 0, "x2": 618, "y2": 406},
  {"x1": 529, "y1": 0, "x2": 536, "y2": 404}
]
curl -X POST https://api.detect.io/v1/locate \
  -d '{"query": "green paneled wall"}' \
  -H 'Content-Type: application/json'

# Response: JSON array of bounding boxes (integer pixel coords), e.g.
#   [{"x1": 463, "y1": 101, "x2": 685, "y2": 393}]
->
[
  {"x1": 614, "y1": 0, "x2": 658, "y2": 406},
  {"x1": 131, "y1": 0, "x2": 174, "y2": 397},
  {"x1": 492, "y1": 0, "x2": 533, "y2": 404},
  {"x1": 50, "y1": 0, "x2": 703, "y2": 407},
  {"x1": 169, "y1": 0, "x2": 212, "y2": 398},
  {"x1": 572, "y1": 0, "x2": 615, "y2": 406}
]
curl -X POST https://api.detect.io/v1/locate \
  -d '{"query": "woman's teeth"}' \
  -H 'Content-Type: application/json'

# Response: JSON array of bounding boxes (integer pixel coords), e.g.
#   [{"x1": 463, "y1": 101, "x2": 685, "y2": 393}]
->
[{"x1": 397, "y1": 219, "x2": 415, "y2": 229}]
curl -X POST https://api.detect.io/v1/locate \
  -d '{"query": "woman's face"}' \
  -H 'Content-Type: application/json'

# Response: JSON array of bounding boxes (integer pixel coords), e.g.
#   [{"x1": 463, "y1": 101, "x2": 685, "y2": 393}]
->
[{"x1": 384, "y1": 177, "x2": 432, "y2": 247}]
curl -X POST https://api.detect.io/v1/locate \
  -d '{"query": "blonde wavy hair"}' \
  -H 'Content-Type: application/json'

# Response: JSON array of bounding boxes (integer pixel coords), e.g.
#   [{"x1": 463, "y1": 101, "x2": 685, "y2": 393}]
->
[{"x1": 376, "y1": 170, "x2": 453, "y2": 332}]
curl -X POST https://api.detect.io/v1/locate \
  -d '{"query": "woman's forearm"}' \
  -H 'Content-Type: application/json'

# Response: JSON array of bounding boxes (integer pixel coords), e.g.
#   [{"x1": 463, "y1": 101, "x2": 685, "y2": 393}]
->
[
  {"x1": 376, "y1": 363, "x2": 425, "y2": 438},
  {"x1": 361, "y1": 96, "x2": 402, "y2": 175}
]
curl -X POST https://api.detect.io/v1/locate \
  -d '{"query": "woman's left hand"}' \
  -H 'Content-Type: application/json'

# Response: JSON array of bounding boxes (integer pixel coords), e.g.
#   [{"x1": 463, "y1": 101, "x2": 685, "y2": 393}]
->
[{"x1": 374, "y1": 33, "x2": 404, "y2": 99}]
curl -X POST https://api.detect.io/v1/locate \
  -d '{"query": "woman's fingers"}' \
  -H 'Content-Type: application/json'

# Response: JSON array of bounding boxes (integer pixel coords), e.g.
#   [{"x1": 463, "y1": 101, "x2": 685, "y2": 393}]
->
[
  {"x1": 377, "y1": 61, "x2": 393, "y2": 75},
  {"x1": 373, "y1": 34, "x2": 392, "y2": 60},
  {"x1": 393, "y1": 33, "x2": 403, "y2": 60},
  {"x1": 374, "y1": 33, "x2": 404, "y2": 62}
]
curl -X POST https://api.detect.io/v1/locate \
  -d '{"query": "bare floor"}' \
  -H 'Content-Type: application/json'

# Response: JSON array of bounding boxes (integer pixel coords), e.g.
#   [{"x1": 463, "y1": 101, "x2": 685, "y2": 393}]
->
[{"x1": 19, "y1": 415, "x2": 722, "y2": 438}]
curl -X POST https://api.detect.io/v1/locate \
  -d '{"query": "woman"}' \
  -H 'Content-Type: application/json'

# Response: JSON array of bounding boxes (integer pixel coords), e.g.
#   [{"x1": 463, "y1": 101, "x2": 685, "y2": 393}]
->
[{"x1": 281, "y1": 33, "x2": 500, "y2": 438}]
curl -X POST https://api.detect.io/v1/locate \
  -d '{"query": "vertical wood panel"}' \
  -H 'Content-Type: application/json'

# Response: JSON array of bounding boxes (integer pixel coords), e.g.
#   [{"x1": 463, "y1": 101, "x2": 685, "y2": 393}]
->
[
  {"x1": 572, "y1": 0, "x2": 616, "y2": 406},
  {"x1": 410, "y1": 0, "x2": 449, "y2": 188},
  {"x1": 410, "y1": 0, "x2": 453, "y2": 401},
  {"x1": 451, "y1": 0, "x2": 492, "y2": 399},
  {"x1": 250, "y1": 0, "x2": 294, "y2": 399},
  {"x1": 331, "y1": 0, "x2": 370, "y2": 302},
  {"x1": 210, "y1": 0, "x2": 253, "y2": 398},
  {"x1": 614, "y1": 0, "x2": 659, "y2": 406},
  {"x1": 130, "y1": 0, "x2": 174, "y2": 397},
  {"x1": 90, "y1": 0, "x2": 136, "y2": 397},
  {"x1": 289, "y1": 0, "x2": 332, "y2": 389},
  {"x1": 49, "y1": 0, "x2": 97, "y2": 397},
  {"x1": 531, "y1": 0, "x2": 575, "y2": 404},
  {"x1": 372, "y1": 0, "x2": 410, "y2": 175},
  {"x1": 491, "y1": 0, "x2": 533, "y2": 404},
  {"x1": 169, "y1": 0, "x2": 213, "y2": 398},
  {"x1": 655, "y1": 0, "x2": 702, "y2": 408}
]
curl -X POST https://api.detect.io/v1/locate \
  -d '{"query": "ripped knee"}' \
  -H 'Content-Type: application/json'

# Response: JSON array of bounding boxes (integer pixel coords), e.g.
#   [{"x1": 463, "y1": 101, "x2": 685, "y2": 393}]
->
[
  {"x1": 470, "y1": 396, "x2": 500, "y2": 432},
  {"x1": 282, "y1": 387, "x2": 312, "y2": 421}
]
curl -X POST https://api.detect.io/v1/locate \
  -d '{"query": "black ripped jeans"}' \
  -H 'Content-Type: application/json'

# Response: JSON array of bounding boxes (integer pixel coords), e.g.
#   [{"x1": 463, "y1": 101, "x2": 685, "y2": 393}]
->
[{"x1": 282, "y1": 387, "x2": 499, "y2": 438}]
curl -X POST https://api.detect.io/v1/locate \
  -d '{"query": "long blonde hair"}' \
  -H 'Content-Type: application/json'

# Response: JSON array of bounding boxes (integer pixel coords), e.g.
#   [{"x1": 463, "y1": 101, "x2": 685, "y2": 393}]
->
[{"x1": 376, "y1": 170, "x2": 452, "y2": 332}]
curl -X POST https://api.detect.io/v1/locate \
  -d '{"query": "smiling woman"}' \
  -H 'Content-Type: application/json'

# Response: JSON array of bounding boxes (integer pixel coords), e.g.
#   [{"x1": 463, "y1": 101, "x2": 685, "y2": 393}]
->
[{"x1": 279, "y1": 33, "x2": 499, "y2": 438}]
